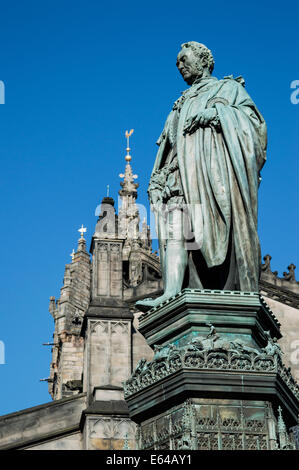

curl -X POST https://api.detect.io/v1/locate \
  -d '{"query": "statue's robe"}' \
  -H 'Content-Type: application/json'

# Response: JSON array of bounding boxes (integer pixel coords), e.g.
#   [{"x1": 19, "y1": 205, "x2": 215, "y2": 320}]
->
[{"x1": 150, "y1": 76, "x2": 267, "y2": 291}]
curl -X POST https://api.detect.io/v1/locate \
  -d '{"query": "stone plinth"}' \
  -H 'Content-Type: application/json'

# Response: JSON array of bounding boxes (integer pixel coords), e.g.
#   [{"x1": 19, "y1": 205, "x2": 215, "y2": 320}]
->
[
  {"x1": 124, "y1": 290, "x2": 299, "y2": 450},
  {"x1": 138, "y1": 289, "x2": 281, "y2": 349}
]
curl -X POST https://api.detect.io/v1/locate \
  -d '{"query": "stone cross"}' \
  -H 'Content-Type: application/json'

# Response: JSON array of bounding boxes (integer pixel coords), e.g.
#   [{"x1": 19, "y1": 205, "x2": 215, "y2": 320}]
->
[{"x1": 78, "y1": 225, "x2": 87, "y2": 239}]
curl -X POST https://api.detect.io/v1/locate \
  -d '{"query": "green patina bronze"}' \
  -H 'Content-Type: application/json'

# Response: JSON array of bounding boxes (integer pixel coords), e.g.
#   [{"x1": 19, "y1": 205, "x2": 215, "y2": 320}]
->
[
  {"x1": 125, "y1": 45, "x2": 299, "y2": 450},
  {"x1": 137, "y1": 42, "x2": 267, "y2": 312},
  {"x1": 125, "y1": 289, "x2": 299, "y2": 450}
]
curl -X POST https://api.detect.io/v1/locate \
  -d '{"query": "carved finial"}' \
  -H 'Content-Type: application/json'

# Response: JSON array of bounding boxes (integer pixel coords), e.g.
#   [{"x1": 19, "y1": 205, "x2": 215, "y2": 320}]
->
[
  {"x1": 261, "y1": 254, "x2": 272, "y2": 272},
  {"x1": 70, "y1": 249, "x2": 75, "y2": 261},
  {"x1": 49, "y1": 297, "x2": 56, "y2": 316},
  {"x1": 261, "y1": 254, "x2": 278, "y2": 277},
  {"x1": 277, "y1": 406, "x2": 286, "y2": 432},
  {"x1": 125, "y1": 129, "x2": 134, "y2": 162},
  {"x1": 276, "y1": 406, "x2": 291, "y2": 449},
  {"x1": 283, "y1": 263, "x2": 296, "y2": 282}
]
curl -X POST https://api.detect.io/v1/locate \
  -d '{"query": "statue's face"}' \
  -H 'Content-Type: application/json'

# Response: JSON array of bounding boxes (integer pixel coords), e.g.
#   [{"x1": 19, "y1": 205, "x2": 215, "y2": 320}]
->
[{"x1": 176, "y1": 48, "x2": 205, "y2": 85}]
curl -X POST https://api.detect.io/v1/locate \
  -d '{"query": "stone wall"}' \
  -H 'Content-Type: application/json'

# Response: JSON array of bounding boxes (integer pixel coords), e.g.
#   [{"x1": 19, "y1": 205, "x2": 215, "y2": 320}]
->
[
  {"x1": 0, "y1": 394, "x2": 86, "y2": 450},
  {"x1": 263, "y1": 297, "x2": 299, "y2": 382},
  {"x1": 25, "y1": 432, "x2": 83, "y2": 450}
]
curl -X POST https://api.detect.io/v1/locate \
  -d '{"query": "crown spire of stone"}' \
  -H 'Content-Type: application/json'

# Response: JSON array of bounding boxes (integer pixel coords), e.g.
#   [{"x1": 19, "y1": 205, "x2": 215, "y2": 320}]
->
[
  {"x1": 118, "y1": 130, "x2": 140, "y2": 242},
  {"x1": 119, "y1": 130, "x2": 139, "y2": 197}
]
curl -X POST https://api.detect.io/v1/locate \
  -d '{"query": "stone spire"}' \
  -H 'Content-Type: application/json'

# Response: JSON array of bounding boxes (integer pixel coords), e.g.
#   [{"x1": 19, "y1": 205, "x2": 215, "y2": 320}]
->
[
  {"x1": 115, "y1": 130, "x2": 160, "y2": 290},
  {"x1": 88, "y1": 130, "x2": 161, "y2": 301},
  {"x1": 118, "y1": 129, "x2": 140, "y2": 243}
]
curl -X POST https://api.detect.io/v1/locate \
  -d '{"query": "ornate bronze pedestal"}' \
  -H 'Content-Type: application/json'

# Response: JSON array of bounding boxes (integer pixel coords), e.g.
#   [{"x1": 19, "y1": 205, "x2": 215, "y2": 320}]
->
[{"x1": 124, "y1": 290, "x2": 299, "y2": 450}]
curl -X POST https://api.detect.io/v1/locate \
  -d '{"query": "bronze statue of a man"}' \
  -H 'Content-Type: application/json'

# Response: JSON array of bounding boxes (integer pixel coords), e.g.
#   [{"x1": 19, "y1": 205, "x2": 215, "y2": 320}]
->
[{"x1": 137, "y1": 42, "x2": 267, "y2": 311}]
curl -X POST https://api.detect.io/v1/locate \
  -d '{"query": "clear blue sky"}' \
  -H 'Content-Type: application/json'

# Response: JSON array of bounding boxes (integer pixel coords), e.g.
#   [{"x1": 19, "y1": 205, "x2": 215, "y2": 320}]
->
[{"x1": 0, "y1": 0, "x2": 298, "y2": 415}]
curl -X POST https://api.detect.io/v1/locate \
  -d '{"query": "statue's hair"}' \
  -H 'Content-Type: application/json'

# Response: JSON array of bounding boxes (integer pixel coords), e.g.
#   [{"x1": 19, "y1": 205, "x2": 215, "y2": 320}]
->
[{"x1": 180, "y1": 41, "x2": 214, "y2": 73}]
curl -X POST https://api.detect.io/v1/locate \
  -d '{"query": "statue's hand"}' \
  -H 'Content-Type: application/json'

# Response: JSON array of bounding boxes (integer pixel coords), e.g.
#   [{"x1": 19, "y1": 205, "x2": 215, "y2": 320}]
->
[
  {"x1": 149, "y1": 189, "x2": 161, "y2": 206},
  {"x1": 198, "y1": 108, "x2": 217, "y2": 127},
  {"x1": 183, "y1": 115, "x2": 198, "y2": 135},
  {"x1": 183, "y1": 108, "x2": 218, "y2": 135}
]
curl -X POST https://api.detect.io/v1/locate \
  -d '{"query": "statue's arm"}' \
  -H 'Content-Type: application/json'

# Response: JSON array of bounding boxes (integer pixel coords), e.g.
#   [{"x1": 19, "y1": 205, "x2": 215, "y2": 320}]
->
[
  {"x1": 183, "y1": 80, "x2": 265, "y2": 141},
  {"x1": 183, "y1": 107, "x2": 220, "y2": 135},
  {"x1": 148, "y1": 173, "x2": 164, "y2": 206},
  {"x1": 211, "y1": 80, "x2": 267, "y2": 174}
]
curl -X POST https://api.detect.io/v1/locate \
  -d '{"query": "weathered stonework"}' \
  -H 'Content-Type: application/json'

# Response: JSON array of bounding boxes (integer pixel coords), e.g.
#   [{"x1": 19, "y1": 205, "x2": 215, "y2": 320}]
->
[
  {"x1": 261, "y1": 255, "x2": 299, "y2": 307},
  {"x1": 259, "y1": 255, "x2": 299, "y2": 383},
  {"x1": 48, "y1": 236, "x2": 91, "y2": 400},
  {"x1": 0, "y1": 394, "x2": 87, "y2": 450},
  {"x1": 83, "y1": 415, "x2": 136, "y2": 450}
]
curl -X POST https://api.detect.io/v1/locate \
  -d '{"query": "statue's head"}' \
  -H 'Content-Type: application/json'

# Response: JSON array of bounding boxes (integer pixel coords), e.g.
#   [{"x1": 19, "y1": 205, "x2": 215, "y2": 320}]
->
[{"x1": 176, "y1": 42, "x2": 214, "y2": 85}]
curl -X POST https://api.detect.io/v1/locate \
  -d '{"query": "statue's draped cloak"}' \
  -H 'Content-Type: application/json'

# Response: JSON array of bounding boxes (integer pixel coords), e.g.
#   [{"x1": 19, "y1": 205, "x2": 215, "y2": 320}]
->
[{"x1": 151, "y1": 77, "x2": 267, "y2": 291}]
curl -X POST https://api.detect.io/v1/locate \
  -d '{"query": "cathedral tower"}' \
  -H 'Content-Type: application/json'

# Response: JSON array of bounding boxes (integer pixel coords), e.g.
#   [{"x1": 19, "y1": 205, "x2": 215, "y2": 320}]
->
[{"x1": 48, "y1": 229, "x2": 91, "y2": 400}]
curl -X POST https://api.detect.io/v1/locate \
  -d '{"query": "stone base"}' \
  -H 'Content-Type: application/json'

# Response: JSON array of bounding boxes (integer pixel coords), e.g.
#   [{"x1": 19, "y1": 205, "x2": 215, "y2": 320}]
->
[
  {"x1": 80, "y1": 386, "x2": 136, "y2": 450},
  {"x1": 125, "y1": 290, "x2": 299, "y2": 450},
  {"x1": 138, "y1": 289, "x2": 281, "y2": 349}
]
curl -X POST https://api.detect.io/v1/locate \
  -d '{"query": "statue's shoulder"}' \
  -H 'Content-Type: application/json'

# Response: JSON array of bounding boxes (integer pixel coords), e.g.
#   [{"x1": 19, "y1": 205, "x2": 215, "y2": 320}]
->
[{"x1": 221, "y1": 75, "x2": 246, "y2": 88}]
